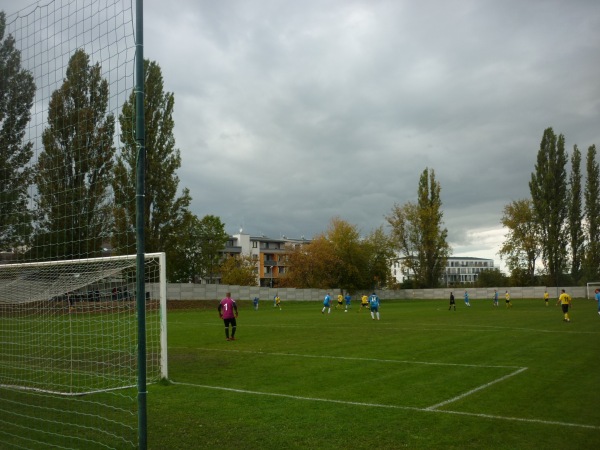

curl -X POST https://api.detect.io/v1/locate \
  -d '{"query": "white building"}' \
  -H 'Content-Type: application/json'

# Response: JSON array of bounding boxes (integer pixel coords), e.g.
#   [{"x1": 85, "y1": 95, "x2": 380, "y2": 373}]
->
[{"x1": 391, "y1": 256, "x2": 495, "y2": 286}]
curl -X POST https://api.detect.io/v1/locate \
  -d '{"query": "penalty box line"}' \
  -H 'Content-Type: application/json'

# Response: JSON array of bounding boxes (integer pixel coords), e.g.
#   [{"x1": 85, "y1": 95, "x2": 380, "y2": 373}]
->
[
  {"x1": 183, "y1": 348, "x2": 527, "y2": 411},
  {"x1": 188, "y1": 347, "x2": 528, "y2": 412},
  {"x1": 182, "y1": 347, "x2": 526, "y2": 370},
  {"x1": 173, "y1": 348, "x2": 600, "y2": 430},
  {"x1": 170, "y1": 381, "x2": 600, "y2": 431}
]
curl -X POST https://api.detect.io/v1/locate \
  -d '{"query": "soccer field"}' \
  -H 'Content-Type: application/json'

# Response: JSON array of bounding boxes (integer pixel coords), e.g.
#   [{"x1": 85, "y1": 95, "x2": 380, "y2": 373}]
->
[{"x1": 148, "y1": 298, "x2": 600, "y2": 449}]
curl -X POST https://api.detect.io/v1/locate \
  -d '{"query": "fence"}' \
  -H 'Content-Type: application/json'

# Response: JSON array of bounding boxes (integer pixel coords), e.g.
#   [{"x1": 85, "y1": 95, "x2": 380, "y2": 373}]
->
[{"x1": 165, "y1": 284, "x2": 587, "y2": 301}]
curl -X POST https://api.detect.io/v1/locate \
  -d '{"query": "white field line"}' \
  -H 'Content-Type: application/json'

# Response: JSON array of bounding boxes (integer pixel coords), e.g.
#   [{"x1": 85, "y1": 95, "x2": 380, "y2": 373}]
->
[
  {"x1": 177, "y1": 346, "x2": 525, "y2": 370},
  {"x1": 424, "y1": 366, "x2": 528, "y2": 410},
  {"x1": 173, "y1": 321, "x2": 600, "y2": 335},
  {"x1": 171, "y1": 381, "x2": 600, "y2": 430},
  {"x1": 170, "y1": 348, "x2": 600, "y2": 430}
]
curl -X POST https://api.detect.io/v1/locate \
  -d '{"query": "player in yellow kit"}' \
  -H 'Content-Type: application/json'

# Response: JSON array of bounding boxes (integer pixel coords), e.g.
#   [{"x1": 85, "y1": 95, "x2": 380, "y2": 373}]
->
[
  {"x1": 336, "y1": 293, "x2": 343, "y2": 309},
  {"x1": 543, "y1": 290, "x2": 549, "y2": 306},
  {"x1": 359, "y1": 294, "x2": 369, "y2": 312},
  {"x1": 556, "y1": 289, "x2": 572, "y2": 322}
]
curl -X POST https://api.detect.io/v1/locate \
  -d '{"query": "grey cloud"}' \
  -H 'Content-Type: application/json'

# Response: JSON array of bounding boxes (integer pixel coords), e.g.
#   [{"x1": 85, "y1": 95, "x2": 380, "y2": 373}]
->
[{"x1": 2, "y1": 0, "x2": 599, "y2": 272}]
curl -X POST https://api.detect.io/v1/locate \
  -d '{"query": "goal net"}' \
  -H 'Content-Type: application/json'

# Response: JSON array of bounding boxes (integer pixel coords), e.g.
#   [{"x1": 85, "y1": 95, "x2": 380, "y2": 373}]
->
[
  {"x1": 0, "y1": 253, "x2": 167, "y2": 448},
  {"x1": 0, "y1": 0, "x2": 161, "y2": 448}
]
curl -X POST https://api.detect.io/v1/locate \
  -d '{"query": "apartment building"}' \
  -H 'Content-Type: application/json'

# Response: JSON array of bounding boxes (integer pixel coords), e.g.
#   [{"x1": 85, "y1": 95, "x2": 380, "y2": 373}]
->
[{"x1": 223, "y1": 230, "x2": 310, "y2": 287}]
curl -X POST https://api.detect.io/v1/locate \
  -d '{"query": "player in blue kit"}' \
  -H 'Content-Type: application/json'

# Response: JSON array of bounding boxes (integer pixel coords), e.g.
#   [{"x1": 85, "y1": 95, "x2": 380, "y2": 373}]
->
[
  {"x1": 322, "y1": 293, "x2": 332, "y2": 314},
  {"x1": 369, "y1": 292, "x2": 380, "y2": 321},
  {"x1": 344, "y1": 292, "x2": 351, "y2": 311}
]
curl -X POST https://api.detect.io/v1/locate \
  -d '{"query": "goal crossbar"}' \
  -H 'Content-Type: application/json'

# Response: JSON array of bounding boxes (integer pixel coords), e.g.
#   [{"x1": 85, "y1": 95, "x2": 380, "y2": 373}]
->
[{"x1": 0, "y1": 253, "x2": 165, "y2": 305}]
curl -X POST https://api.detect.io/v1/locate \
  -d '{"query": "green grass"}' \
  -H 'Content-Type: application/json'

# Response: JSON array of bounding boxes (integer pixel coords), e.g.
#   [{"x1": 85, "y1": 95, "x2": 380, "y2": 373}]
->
[{"x1": 147, "y1": 298, "x2": 600, "y2": 449}]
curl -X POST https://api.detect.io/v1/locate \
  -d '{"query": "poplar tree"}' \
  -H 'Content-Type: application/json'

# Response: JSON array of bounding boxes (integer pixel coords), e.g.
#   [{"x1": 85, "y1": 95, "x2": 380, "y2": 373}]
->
[
  {"x1": 529, "y1": 128, "x2": 568, "y2": 286},
  {"x1": 584, "y1": 145, "x2": 600, "y2": 280},
  {"x1": 387, "y1": 168, "x2": 450, "y2": 288},
  {"x1": 567, "y1": 145, "x2": 583, "y2": 283},
  {"x1": 0, "y1": 12, "x2": 36, "y2": 252},
  {"x1": 113, "y1": 60, "x2": 192, "y2": 279},
  {"x1": 34, "y1": 49, "x2": 115, "y2": 259}
]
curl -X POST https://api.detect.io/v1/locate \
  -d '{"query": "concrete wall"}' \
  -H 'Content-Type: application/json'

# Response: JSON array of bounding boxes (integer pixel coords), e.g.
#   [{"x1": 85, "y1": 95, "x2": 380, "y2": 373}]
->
[{"x1": 165, "y1": 284, "x2": 587, "y2": 301}]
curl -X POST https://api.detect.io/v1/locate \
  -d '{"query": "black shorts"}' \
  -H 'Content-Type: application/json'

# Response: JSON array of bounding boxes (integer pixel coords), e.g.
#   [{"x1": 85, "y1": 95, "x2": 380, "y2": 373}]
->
[
  {"x1": 223, "y1": 318, "x2": 237, "y2": 327},
  {"x1": 561, "y1": 304, "x2": 569, "y2": 313}
]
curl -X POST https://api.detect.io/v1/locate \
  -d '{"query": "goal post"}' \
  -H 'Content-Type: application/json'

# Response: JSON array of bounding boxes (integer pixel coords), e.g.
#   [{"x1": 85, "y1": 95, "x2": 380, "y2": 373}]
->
[
  {"x1": 586, "y1": 282, "x2": 600, "y2": 300},
  {"x1": 0, "y1": 0, "x2": 156, "y2": 447}
]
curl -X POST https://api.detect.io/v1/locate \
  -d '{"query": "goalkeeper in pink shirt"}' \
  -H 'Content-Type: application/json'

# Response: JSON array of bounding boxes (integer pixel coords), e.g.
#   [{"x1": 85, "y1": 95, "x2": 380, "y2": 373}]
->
[{"x1": 218, "y1": 292, "x2": 239, "y2": 341}]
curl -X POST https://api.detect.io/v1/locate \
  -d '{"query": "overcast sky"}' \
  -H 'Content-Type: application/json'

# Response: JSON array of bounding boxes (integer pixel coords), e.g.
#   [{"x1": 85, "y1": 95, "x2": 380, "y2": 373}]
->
[{"x1": 4, "y1": 0, "x2": 600, "y2": 272}]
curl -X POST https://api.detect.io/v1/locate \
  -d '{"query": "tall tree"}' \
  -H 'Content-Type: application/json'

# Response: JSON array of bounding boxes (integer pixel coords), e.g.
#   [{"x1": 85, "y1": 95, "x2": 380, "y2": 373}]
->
[
  {"x1": 279, "y1": 234, "x2": 337, "y2": 289},
  {"x1": 169, "y1": 214, "x2": 229, "y2": 283},
  {"x1": 499, "y1": 199, "x2": 541, "y2": 284},
  {"x1": 387, "y1": 168, "x2": 450, "y2": 288},
  {"x1": 281, "y1": 218, "x2": 391, "y2": 290},
  {"x1": 567, "y1": 145, "x2": 584, "y2": 283},
  {"x1": 584, "y1": 144, "x2": 600, "y2": 280},
  {"x1": 220, "y1": 255, "x2": 257, "y2": 286},
  {"x1": 34, "y1": 49, "x2": 115, "y2": 259},
  {"x1": 363, "y1": 225, "x2": 394, "y2": 289},
  {"x1": 326, "y1": 217, "x2": 371, "y2": 292},
  {"x1": 113, "y1": 60, "x2": 191, "y2": 276},
  {"x1": 529, "y1": 128, "x2": 568, "y2": 286},
  {"x1": 0, "y1": 12, "x2": 36, "y2": 253}
]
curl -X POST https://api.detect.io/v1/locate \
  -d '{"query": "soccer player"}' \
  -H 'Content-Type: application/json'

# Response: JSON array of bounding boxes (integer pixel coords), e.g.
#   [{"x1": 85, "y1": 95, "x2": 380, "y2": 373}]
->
[
  {"x1": 336, "y1": 293, "x2": 344, "y2": 309},
  {"x1": 556, "y1": 289, "x2": 572, "y2": 322},
  {"x1": 464, "y1": 290, "x2": 471, "y2": 307},
  {"x1": 218, "y1": 292, "x2": 238, "y2": 341},
  {"x1": 369, "y1": 292, "x2": 380, "y2": 320},
  {"x1": 449, "y1": 292, "x2": 456, "y2": 311},
  {"x1": 505, "y1": 290, "x2": 512, "y2": 308},
  {"x1": 493, "y1": 290, "x2": 499, "y2": 307},
  {"x1": 274, "y1": 294, "x2": 281, "y2": 310},
  {"x1": 595, "y1": 289, "x2": 600, "y2": 316},
  {"x1": 544, "y1": 289, "x2": 549, "y2": 307},
  {"x1": 360, "y1": 294, "x2": 369, "y2": 312},
  {"x1": 253, "y1": 296, "x2": 259, "y2": 311},
  {"x1": 322, "y1": 293, "x2": 332, "y2": 314},
  {"x1": 344, "y1": 292, "x2": 351, "y2": 311}
]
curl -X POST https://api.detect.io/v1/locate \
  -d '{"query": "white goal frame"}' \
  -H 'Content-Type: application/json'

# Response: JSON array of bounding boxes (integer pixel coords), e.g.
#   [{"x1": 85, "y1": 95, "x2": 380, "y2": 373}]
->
[
  {"x1": 586, "y1": 282, "x2": 600, "y2": 300},
  {"x1": 0, "y1": 252, "x2": 168, "y2": 385}
]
